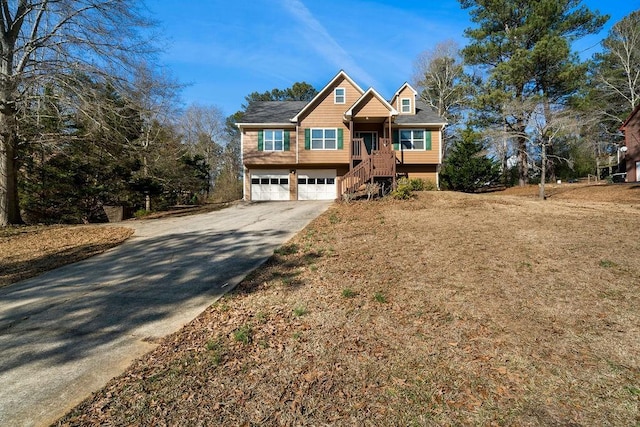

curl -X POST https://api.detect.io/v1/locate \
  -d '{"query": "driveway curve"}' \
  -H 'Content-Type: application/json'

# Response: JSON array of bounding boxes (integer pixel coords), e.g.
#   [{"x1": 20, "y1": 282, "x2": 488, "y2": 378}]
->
[{"x1": 0, "y1": 201, "x2": 331, "y2": 427}]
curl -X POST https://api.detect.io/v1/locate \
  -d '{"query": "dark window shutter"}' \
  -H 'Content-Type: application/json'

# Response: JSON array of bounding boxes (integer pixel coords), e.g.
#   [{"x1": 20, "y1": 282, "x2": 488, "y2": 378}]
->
[
  {"x1": 393, "y1": 129, "x2": 399, "y2": 150},
  {"x1": 425, "y1": 130, "x2": 432, "y2": 150},
  {"x1": 258, "y1": 130, "x2": 264, "y2": 151},
  {"x1": 304, "y1": 128, "x2": 310, "y2": 150},
  {"x1": 337, "y1": 128, "x2": 344, "y2": 149},
  {"x1": 284, "y1": 130, "x2": 290, "y2": 151}
]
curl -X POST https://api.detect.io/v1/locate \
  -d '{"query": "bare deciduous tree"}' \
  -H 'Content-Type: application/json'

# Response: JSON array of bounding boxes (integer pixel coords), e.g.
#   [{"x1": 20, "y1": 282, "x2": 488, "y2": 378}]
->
[
  {"x1": 412, "y1": 40, "x2": 470, "y2": 157},
  {"x1": 178, "y1": 104, "x2": 228, "y2": 194},
  {"x1": 412, "y1": 40, "x2": 467, "y2": 120},
  {"x1": 595, "y1": 10, "x2": 640, "y2": 116},
  {"x1": 0, "y1": 0, "x2": 155, "y2": 225}
]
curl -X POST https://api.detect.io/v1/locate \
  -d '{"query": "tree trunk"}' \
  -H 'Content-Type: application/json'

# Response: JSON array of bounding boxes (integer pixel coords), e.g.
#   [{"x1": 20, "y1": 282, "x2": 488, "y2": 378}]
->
[
  {"x1": 0, "y1": 25, "x2": 23, "y2": 226},
  {"x1": 516, "y1": 134, "x2": 528, "y2": 186},
  {"x1": 539, "y1": 143, "x2": 546, "y2": 200},
  {"x1": 0, "y1": 101, "x2": 23, "y2": 226},
  {"x1": 542, "y1": 99, "x2": 555, "y2": 183}
]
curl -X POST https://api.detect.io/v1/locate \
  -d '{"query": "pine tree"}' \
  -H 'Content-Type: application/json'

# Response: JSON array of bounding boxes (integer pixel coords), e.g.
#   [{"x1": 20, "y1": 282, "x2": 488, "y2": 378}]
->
[
  {"x1": 460, "y1": 0, "x2": 607, "y2": 185},
  {"x1": 440, "y1": 128, "x2": 499, "y2": 192}
]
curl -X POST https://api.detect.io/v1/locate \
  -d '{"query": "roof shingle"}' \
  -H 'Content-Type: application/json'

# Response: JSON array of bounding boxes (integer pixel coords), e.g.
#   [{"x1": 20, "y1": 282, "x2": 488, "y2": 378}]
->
[
  {"x1": 240, "y1": 101, "x2": 308, "y2": 124},
  {"x1": 394, "y1": 100, "x2": 446, "y2": 125}
]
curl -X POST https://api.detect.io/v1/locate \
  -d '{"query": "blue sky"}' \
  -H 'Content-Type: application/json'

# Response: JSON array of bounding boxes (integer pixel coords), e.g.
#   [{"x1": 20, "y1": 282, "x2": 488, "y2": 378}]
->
[{"x1": 148, "y1": 0, "x2": 640, "y2": 116}]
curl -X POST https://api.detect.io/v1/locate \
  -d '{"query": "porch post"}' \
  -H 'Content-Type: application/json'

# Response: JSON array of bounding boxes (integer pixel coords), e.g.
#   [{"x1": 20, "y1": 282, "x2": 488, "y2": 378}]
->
[
  {"x1": 349, "y1": 119, "x2": 354, "y2": 170},
  {"x1": 390, "y1": 115, "x2": 396, "y2": 189}
]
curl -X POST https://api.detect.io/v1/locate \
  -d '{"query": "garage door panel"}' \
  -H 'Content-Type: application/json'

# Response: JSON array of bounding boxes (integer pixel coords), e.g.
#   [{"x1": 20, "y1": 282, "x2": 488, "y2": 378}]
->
[
  {"x1": 251, "y1": 171, "x2": 290, "y2": 201},
  {"x1": 298, "y1": 169, "x2": 336, "y2": 200}
]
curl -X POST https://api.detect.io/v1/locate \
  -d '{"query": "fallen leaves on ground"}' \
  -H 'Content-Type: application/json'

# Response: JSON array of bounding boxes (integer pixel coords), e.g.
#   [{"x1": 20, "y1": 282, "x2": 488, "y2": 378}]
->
[
  {"x1": 57, "y1": 187, "x2": 639, "y2": 426},
  {"x1": 0, "y1": 225, "x2": 133, "y2": 286}
]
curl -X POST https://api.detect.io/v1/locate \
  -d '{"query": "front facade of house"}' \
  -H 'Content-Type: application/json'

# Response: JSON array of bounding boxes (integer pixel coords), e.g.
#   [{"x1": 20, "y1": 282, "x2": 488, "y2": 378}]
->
[
  {"x1": 237, "y1": 71, "x2": 447, "y2": 201},
  {"x1": 620, "y1": 104, "x2": 640, "y2": 182}
]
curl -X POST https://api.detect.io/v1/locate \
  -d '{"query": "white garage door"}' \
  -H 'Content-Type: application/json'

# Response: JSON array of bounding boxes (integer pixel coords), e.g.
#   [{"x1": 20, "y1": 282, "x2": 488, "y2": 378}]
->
[
  {"x1": 251, "y1": 171, "x2": 290, "y2": 201},
  {"x1": 298, "y1": 169, "x2": 337, "y2": 200}
]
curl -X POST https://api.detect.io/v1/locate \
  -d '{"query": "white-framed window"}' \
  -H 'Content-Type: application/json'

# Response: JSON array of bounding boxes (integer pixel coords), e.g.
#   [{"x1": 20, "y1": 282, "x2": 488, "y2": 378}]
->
[
  {"x1": 311, "y1": 128, "x2": 337, "y2": 150},
  {"x1": 334, "y1": 87, "x2": 345, "y2": 104},
  {"x1": 401, "y1": 98, "x2": 411, "y2": 113},
  {"x1": 400, "y1": 129, "x2": 425, "y2": 150},
  {"x1": 264, "y1": 129, "x2": 284, "y2": 151}
]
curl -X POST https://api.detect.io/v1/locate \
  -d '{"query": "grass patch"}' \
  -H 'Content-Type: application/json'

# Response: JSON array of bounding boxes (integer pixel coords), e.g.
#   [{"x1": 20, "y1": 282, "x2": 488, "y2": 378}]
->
[
  {"x1": 233, "y1": 325, "x2": 252, "y2": 345},
  {"x1": 292, "y1": 306, "x2": 308, "y2": 317},
  {"x1": 205, "y1": 339, "x2": 226, "y2": 365},
  {"x1": 373, "y1": 291, "x2": 387, "y2": 303},
  {"x1": 341, "y1": 288, "x2": 357, "y2": 298},
  {"x1": 599, "y1": 259, "x2": 617, "y2": 268},
  {"x1": 274, "y1": 243, "x2": 299, "y2": 256}
]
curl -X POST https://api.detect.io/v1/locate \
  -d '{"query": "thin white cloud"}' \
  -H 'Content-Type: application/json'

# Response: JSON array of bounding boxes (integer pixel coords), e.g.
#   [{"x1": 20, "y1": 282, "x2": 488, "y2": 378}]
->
[{"x1": 280, "y1": 0, "x2": 379, "y2": 88}]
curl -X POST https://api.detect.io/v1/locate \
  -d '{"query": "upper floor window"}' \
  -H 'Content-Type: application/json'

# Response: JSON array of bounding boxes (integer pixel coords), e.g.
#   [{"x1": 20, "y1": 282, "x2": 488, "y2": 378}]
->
[
  {"x1": 400, "y1": 129, "x2": 426, "y2": 150},
  {"x1": 264, "y1": 130, "x2": 284, "y2": 151},
  {"x1": 311, "y1": 128, "x2": 337, "y2": 150},
  {"x1": 401, "y1": 98, "x2": 411, "y2": 113},
  {"x1": 334, "y1": 87, "x2": 345, "y2": 104}
]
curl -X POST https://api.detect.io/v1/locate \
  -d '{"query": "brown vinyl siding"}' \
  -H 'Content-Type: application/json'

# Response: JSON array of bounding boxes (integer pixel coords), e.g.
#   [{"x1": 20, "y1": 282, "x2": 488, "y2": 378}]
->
[
  {"x1": 397, "y1": 164, "x2": 438, "y2": 183},
  {"x1": 297, "y1": 75, "x2": 362, "y2": 124},
  {"x1": 243, "y1": 167, "x2": 251, "y2": 201},
  {"x1": 243, "y1": 129, "x2": 297, "y2": 165},
  {"x1": 297, "y1": 75, "x2": 361, "y2": 164},
  {"x1": 289, "y1": 171, "x2": 298, "y2": 200},
  {"x1": 392, "y1": 86, "x2": 416, "y2": 114},
  {"x1": 352, "y1": 93, "x2": 391, "y2": 118},
  {"x1": 395, "y1": 129, "x2": 440, "y2": 163}
]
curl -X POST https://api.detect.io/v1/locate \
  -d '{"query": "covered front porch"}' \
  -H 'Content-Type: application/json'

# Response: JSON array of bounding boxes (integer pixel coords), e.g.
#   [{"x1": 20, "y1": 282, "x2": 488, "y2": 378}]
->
[{"x1": 339, "y1": 87, "x2": 400, "y2": 195}]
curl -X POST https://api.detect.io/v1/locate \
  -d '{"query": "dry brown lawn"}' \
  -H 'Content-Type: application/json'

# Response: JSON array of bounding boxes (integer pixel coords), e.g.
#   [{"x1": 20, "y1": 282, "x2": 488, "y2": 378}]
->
[
  {"x1": 48, "y1": 185, "x2": 639, "y2": 425},
  {"x1": 0, "y1": 225, "x2": 133, "y2": 286}
]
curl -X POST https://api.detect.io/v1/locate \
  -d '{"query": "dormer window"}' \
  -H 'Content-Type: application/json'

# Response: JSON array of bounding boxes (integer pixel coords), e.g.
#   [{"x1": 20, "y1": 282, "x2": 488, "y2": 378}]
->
[
  {"x1": 401, "y1": 98, "x2": 411, "y2": 113},
  {"x1": 334, "y1": 87, "x2": 345, "y2": 104}
]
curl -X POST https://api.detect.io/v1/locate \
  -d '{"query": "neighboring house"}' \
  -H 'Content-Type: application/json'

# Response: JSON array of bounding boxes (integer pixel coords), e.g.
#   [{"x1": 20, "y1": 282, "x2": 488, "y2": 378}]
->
[
  {"x1": 236, "y1": 70, "x2": 447, "y2": 201},
  {"x1": 620, "y1": 103, "x2": 640, "y2": 182}
]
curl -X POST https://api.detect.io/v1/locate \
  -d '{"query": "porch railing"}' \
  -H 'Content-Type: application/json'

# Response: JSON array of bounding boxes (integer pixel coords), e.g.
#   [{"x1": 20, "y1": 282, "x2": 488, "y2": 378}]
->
[
  {"x1": 351, "y1": 138, "x2": 364, "y2": 161},
  {"x1": 341, "y1": 137, "x2": 397, "y2": 196}
]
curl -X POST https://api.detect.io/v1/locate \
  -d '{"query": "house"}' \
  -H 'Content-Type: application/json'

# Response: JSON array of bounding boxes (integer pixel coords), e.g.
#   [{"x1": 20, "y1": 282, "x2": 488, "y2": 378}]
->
[
  {"x1": 236, "y1": 70, "x2": 447, "y2": 201},
  {"x1": 620, "y1": 103, "x2": 640, "y2": 182}
]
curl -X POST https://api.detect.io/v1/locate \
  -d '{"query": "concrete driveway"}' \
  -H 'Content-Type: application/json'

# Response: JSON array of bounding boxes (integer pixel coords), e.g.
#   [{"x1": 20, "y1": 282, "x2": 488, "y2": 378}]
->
[{"x1": 0, "y1": 201, "x2": 331, "y2": 427}]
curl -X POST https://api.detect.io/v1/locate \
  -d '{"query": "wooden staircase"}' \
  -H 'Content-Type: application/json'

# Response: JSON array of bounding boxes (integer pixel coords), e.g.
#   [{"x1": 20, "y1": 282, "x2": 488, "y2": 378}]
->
[{"x1": 340, "y1": 138, "x2": 397, "y2": 195}]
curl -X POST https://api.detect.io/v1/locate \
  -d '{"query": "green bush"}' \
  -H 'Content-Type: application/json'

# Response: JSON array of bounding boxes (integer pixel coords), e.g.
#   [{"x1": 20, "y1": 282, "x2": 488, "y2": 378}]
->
[
  {"x1": 407, "y1": 178, "x2": 437, "y2": 191},
  {"x1": 408, "y1": 178, "x2": 425, "y2": 191},
  {"x1": 422, "y1": 179, "x2": 437, "y2": 191},
  {"x1": 134, "y1": 209, "x2": 151, "y2": 218},
  {"x1": 391, "y1": 177, "x2": 415, "y2": 199}
]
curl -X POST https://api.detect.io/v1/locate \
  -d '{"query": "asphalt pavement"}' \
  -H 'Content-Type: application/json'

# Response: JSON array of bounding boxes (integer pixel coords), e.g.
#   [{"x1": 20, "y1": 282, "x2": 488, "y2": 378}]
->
[{"x1": 0, "y1": 200, "x2": 331, "y2": 427}]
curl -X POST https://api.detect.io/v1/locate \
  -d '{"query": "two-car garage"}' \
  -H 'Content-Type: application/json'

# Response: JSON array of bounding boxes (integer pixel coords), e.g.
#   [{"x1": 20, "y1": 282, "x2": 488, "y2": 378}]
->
[{"x1": 250, "y1": 169, "x2": 337, "y2": 201}]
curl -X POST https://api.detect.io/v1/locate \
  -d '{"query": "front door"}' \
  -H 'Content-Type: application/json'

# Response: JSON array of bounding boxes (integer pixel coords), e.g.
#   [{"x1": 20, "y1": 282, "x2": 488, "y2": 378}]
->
[{"x1": 355, "y1": 132, "x2": 378, "y2": 154}]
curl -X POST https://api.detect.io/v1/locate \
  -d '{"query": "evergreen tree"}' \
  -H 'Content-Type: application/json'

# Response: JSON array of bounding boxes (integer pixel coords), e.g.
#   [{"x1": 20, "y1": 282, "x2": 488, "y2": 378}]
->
[
  {"x1": 460, "y1": 0, "x2": 607, "y2": 185},
  {"x1": 440, "y1": 128, "x2": 499, "y2": 193}
]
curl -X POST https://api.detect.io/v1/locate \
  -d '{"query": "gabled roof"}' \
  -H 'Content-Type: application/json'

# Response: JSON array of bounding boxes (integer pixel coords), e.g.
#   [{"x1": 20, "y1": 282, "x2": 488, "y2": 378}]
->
[
  {"x1": 393, "y1": 82, "x2": 418, "y2": 99},
  {"x1": 620, "y1": 103, "x2": 640, "y2": 130},
  {"x1": 291, "y1": 70, "x2": 364, "y2": 122},
  {"x1": 236, "y1": 101, "x2": 308, "y2": 125},
  {"x1": 344, "y1": 87, "x2": 398, "y2": 118},
  {"x1": 394, "y1": 100, "x2": 447, "y2": 126}
]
